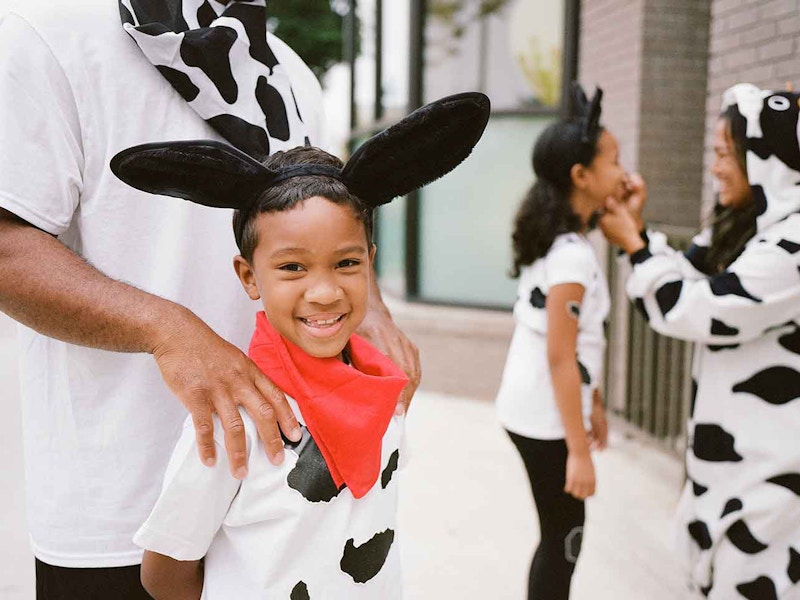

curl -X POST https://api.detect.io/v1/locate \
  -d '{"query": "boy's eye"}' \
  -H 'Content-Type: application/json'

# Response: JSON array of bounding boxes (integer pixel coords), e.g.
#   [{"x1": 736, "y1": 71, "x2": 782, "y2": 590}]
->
[
  {"x1": 337, "y1": 259, "x2": 361, "y2": 268},
  {"x1": 279, "y1": 263, "x2": 304, "y2": 272}
]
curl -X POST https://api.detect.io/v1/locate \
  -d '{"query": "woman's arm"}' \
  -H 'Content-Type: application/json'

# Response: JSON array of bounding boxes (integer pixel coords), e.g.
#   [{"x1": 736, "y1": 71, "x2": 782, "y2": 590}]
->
[
  {"x1": 141, "y1": 551, "x2": 203, "y2": 600},
  {"x1": 546, "y1": 283, "x2": 595, "y2": 500}
]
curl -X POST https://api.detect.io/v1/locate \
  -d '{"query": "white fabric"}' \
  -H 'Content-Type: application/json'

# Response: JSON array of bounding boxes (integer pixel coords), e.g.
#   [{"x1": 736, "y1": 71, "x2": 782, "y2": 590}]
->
[
  {"x1": 135, "y1": 400, "x2": 405, "y2": 599},
  {"x1": 0, "y1": 0, "x2": 323, "y2": 568},
  {"x1": 496, "y1": 233, "x2": 609, "y2": 439}
]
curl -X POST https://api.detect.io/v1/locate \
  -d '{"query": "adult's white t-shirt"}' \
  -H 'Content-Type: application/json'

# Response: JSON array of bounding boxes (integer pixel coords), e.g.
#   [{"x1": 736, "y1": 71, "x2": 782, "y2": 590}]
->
[
  {"x1": 0, "y1": 0, "x2": 324, "y2": 568},
  {"x1": 495, "y1": 233, "x2": 610, "y2": 439}
]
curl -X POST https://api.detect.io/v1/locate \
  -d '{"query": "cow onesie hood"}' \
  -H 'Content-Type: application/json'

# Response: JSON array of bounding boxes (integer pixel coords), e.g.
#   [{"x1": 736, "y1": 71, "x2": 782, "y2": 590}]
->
[{"x1": 626, "y1": 83, "x2": 800, "y2": 598}]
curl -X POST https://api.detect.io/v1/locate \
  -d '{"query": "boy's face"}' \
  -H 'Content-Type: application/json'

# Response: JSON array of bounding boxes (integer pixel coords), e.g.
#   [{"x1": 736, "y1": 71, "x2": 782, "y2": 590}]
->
[{"x1": 234, "y1": 196, "x2": 374, "y2": 359}]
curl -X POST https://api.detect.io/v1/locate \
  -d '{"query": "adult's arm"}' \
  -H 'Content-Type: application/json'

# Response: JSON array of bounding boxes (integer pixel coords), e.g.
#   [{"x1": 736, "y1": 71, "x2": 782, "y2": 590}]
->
[{"x1": 0, "y1": 208, "x2": 300, "y2": 474}]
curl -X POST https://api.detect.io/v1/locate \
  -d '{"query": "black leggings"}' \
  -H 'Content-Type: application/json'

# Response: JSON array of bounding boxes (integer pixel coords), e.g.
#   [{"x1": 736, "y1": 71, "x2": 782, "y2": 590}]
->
[
  {"x1": 35, "y1": 559, "x2": 153, "y2": 600},
  {"x1": 507, "y1": 432, "x2": 585, "y2": 600}
]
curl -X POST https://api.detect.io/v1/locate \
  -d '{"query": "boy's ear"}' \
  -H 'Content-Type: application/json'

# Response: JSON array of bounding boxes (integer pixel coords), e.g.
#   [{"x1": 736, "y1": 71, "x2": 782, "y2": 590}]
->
[
  {"x1": 369, "y1": 243, "x2": 377, "y2": 264},
  {"x1": 233, "y1": 255, "x2": 261, "y2": 301}
]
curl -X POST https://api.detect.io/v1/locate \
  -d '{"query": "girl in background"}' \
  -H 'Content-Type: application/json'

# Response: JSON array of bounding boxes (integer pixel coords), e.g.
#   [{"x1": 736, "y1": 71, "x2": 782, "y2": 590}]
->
[{"x1": 495, "y1": 85, "x2": 626, "y2": 599}]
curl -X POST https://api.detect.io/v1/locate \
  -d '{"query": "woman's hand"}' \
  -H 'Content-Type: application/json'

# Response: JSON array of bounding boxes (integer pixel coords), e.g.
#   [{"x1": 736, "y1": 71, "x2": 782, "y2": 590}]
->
[
  {"x1": 589, "y1": 389, "x2": 609, "y2": 451},
  {"x1": 565, "y1": 450, "x2": 596, "y2": 500},
  {"x1": 599, "y1": 197, "x2": 646, "y2": 255}
]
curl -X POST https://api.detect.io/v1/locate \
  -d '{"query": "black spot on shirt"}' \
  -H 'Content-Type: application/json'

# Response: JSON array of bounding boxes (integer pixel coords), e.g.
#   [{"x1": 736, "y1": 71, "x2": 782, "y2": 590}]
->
[
  {"x1": 692, "y1": 423, "x2": 743, "y2": 462},
  {"x1": 223, "y1": 4, "x2": 280, "y2": 69},
  {"x1": 529, "y1": 287, "x2": 546, "y2": 309},
  {"x1": 130, "y1": 0, "x2": 190, "y2": 32},
  {"x1": 577, "y1": 359, "x2": 591, "y2": 385},
  {"x1": 688, "y1": 520, "x2": 712, "y2": 550},
  {"x1": 789, "y1": 547, "x2": 800, "y2": 584},
  {"x1": 726, "y1": 519, "x2": 768, "y2": 554},
  {"x1": 736, "y1": 576, "x2": 777, "y2": 600},
  {"x1": 710, "y1": 318, "x2": 739, "y2": 337},
  {"x1": 707, "y1": 343, "x2": 741, "y2": 352},
  {"x1": 692, "y1": 480, "x2": 709, "y2": 496},
  {"x1": 690, "y1": 379, "x2": 698, "y2": 418},
  {"x1": 207, "y1": 114, "x2": 270, "y2": 160},
  {"x1": 256, "y1": 76, "x2": 291, "y2": 141},
  {"x1": 287, "y1": 429, "x2": 345, "y2": 503},
  {"x1": 751, "y1": 185, "x2": 768, "y2": 218},
  {"x1": 709, "y1": 271, "x2": 762, "y2": 302},
  {"x1": 685, "y1": 244, "x2": 710, "y2": 274},
  {"x1": 778, "y1": 239, "x2": 800, "y2": 254},
  {"x1": 732, "y1": 366, "x2": 800, "y2": 405},
  {"x1": 720, "y1": 498, "x2": 743, "y2": 518},
  {"x1": 196, "y1": 0, "x2": 217, "y2": 27},
  {"x1": 180, "y1": 26, "x2": 239, "y2": 104},
  {"x1": 655, "y1": 280, "x2": 683, "y2": 317},
  {"x1": 779, "y1": 327, "x2": 800, "y2": 355},
  {"x1": 340, "y1": 529, "x2": 395, "y2": 583},
  {"x1": 156, "y1": 65, "x2": 200, "y2": 101},
  {"x1": 766, "y1": 473, "x2": 800, "y2": 496},
  {"x1": 381, "y1": 450, "x2": 399, "y2": 489},
  {"x1": 290, "y1": 581, "x2": 310, "y2": 600}
]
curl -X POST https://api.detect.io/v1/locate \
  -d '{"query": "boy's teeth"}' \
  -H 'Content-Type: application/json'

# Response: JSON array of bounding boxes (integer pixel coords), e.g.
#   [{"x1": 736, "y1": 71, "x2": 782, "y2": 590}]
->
[{"x1": 304, "y1": 315, "x2": 342, "y2": 326}]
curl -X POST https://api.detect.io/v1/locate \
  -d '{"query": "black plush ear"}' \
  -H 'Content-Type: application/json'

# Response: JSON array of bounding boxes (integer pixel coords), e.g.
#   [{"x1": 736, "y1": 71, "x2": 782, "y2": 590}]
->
[
  {"x1": 340, "y1": 92, "x2": 491, "y2": 207},
  {"x1": 110, "y1": 140, "x2": 277, "y2": 209},
  {"x1": 570, "y1": 81, "x2": 589, "y2": 119}
]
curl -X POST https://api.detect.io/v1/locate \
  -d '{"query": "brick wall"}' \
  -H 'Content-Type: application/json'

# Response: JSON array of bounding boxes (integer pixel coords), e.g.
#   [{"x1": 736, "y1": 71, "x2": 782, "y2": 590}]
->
[{"x1": 704, "y1": 0, "x2": 800, "y2": 208}]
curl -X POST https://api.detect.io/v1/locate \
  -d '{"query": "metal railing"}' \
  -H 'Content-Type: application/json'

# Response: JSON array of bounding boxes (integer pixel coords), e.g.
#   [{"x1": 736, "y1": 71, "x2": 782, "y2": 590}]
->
[{"x1": 604, "y1": 225, "x2": 696, "y2": 454}]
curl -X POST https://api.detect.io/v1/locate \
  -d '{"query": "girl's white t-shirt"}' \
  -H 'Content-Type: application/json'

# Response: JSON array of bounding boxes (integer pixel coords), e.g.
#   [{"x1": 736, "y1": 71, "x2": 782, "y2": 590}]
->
[{"x1": 495, "y1": 233, "x2": 610, "y2": 439}]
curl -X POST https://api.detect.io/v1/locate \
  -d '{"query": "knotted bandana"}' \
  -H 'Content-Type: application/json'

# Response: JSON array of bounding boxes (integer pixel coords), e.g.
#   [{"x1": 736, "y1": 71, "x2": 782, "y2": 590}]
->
[
  {"x1": 120, "y1": 0, "x2": 310, "y2": 159},
  {"x1": 248, "y1": 313, "x2": 408, "y2": 499}
]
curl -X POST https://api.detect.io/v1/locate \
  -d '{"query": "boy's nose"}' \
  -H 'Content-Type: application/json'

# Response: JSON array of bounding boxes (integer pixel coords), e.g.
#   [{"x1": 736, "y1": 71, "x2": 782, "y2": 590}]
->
[{"x1": 304, "y1": 279, "x2": 345, "y2": 305}]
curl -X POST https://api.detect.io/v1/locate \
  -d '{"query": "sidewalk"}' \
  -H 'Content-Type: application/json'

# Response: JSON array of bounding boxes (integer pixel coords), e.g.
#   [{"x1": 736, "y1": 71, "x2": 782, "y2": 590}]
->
[{"x1": 0, "y1": 312, "x2": 691, "y2": 599}]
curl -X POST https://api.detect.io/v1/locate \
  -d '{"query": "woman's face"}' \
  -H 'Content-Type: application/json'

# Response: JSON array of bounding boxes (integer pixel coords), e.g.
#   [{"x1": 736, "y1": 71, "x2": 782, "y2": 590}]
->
[{"x1": 711, "y1": 119, "x2": 752, "y2": 209}]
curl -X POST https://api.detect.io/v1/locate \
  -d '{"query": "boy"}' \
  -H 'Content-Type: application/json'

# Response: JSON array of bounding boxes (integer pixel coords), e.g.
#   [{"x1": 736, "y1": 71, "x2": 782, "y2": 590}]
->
[{"x1": 109, "y1": 92, "x2": 491, "y2": 599}]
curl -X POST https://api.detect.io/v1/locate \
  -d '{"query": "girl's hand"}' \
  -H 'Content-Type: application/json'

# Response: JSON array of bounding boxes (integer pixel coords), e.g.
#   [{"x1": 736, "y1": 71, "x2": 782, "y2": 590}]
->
[
  {"x1": 565, "y1": 451, "x2": 596, "y2": 500},
  {"x1": 623, "y1": 172, "x2": 647, "y2": 231},
  {"x1": 589, "y1": 389, "x2": 609, "y2": 451},
  {"x1": 599, "y1": 197, "x2": 646, "y2": 254}
]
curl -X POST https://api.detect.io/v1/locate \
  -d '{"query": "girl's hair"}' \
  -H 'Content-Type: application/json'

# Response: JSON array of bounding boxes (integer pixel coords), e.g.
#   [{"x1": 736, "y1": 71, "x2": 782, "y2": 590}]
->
[
  {"x1": 232, "y1": 146, "x2": 373, "y2": 263},
  {"x1": 510, "y1": 120, "x2": 601, "y2": 278},
  {"x1": 702, "y1": 104, "x2": 755, "y2": 274}
]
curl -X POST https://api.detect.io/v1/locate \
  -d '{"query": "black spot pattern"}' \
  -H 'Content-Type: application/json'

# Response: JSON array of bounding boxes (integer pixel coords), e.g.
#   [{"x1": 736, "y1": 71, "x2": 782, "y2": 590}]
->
[
  {"x1": 707, "y1": 343, "x2": 740, "y2": 352},
  {"x1": 207, "y1": 114, "x2": 270, "y2": 159},
  {"x1": 732, "y1": 366, "x2": 800, "y2": 405},
  {"x1": 778, "y1": 327, "x2": 800, "y2": 355},
  {"x1": 709, "y1": 271, "x2": 762, "y2": 302},
  {"x1": 710, "y1": 318, "x2": 739, "y2": 337},
  {"x1": 700, "y1": 583, "x2": 712, "y2": 597},
  {"x1": 766, "y1": 473, "x2": 800, "y2": 496},
  {"x1": 256, "y1": 76, "x2": 291, "y2": 141},
  {"x1": 726, "y1": 519, "x2": 768, "y2": 554},
  {"x1": 688, "y1": 520, "x2": 712, "y2": 550},
  {"x1": 567, "y1": 301, "x2": 581, "y2": 319},
  {"x1": 156, "y1": 65, "x2": 200, "y2": 101},
  {"x1": 789, "y1": 547, "x2": 800, "y2": 584},
  {"x1": 120, "y1": 3, "x2": 135, "y2": 26},
  {"x1": 690, "y1": 379, "x2": 698, "y2": 418},
  {"x1": 752, "y1": 184, "x2": 768, "y2": 217},
  {"x1": 180, "y1": 26, "x2": 239, "y2": 104},
  {"x1": 685, "y1": 244, "x2": 710, "y2": 274},
  {"x1": 692, "y1": 480, "x2": 709, "y2": 496},
  {"x1": 749, "y1": 94, "x2": 800, "y2": 170},
  {"x1": 286, "y1": 428, "x2": 345, "y2": 503},
  {"x1": 290, "y1": 581, "x2": 310, "y2": 600},
  {"x1": 720, "y1": 498, "x2": 743, "y2": 517},
  {"x1": 655, "y1": 280, "x2": 683, "y2": 317},
  {"x1": 577, "y1": 359, "x2": 591, "y2": 385},
  {"x1": 130, "y1": 0, "x2": 190, "y2": 32},
  {"x1": 633, "y1": 297, "x2": 650, "y2": 322},
  {"x1": 692, "y1": 423, "x2": 743, "y2": 462},
  {"x1": 529, "y1": 287, "x2": 546, "y2": 309},
  {"x1": 196, "y1": 0, "x2": 217, "y2": 27},
  {"x1": 736, "y1": 576, "x2": 777, "y2": 600},
  {"x1": 223, "y1": 4, "x2": 280, "y2": 68},
  {"x1": 381, "y1": 450, "x2": 399, "y2": 489},
  {"x1": 778, "y1": 239, "x2": 800, "y2": 254},
  {"x1": 340, "y1": 529, "x2": 395, "y2": 583}
]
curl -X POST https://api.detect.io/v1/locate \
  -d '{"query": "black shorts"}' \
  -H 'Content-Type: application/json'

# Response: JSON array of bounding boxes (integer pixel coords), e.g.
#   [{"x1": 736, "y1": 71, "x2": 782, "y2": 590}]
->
[{"x1": 35, "y1": 559, "x2": 153, "y2": 600}]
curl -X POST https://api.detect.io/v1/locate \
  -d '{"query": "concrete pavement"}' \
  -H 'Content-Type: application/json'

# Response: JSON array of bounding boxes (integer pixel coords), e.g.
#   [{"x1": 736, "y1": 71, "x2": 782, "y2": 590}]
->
[{"x1": 0, "y1": 311, "x2": 692, "y2": 599}]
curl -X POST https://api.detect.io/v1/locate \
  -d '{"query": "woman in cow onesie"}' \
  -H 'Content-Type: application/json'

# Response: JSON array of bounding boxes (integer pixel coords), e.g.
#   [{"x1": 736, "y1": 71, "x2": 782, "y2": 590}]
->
[{"x1": 601, "y1": 83, "x2": 800, "y2": 599}]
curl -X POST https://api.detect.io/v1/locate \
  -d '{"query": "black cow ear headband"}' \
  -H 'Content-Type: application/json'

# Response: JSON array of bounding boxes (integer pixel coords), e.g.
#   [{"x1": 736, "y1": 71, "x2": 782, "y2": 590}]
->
[
  {"x1": 570, "y1": 82, "x2": 603, "y2": 156},
  {"x1": 110, "y1": 92, "x2": 491, "y2": 211}
]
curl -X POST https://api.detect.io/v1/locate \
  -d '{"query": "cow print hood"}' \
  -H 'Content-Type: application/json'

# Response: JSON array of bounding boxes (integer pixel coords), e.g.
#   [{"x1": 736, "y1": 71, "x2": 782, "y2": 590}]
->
[
  {"x1": 722, "y1": 83, "x2": 800, "y2": 233},
  {"x1": 119, "y1": 0, "x2": 309, "y2": 160}
]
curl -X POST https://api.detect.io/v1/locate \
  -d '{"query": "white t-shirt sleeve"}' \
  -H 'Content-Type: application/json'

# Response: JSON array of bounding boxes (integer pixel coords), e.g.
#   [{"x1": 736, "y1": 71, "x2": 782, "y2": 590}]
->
[
  {"x1": 133, "y1": 416, "x2": 242, "y2": 561},
  {"x1": 0, "y1": 12, "x2": 83, "y2": 235},
  {"x1": 544, "y1": 238, "x2": 595, "y2": 289}
]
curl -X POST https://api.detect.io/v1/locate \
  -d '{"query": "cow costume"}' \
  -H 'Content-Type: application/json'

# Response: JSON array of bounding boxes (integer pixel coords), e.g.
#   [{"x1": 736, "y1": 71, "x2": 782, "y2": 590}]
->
[
  {"x1": 111, "y1": 92, "x2": 491, "y2": 598},
  {"x1": 626, "y1": 84, "x2": 800, "y2": 598}
]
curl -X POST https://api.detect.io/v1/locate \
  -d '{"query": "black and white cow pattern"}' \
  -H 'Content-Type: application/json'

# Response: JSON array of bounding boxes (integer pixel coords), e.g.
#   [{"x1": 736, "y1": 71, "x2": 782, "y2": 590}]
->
[
  {"x1": 120, "y1": 0, "x2": 310, "y2": 159},
  {"x1": 627, "y1": 84, "x2": 800, "y2": 597}
]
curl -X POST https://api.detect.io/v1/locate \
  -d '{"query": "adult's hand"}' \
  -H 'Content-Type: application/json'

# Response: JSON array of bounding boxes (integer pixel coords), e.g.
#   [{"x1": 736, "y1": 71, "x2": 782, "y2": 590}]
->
[
  {"x1": 599, "y1": 197, "x2": 646, "y2": 255},
  {"x1": 358, "y1": 275, "x2": 420, "y2": 415},
  {"x1": 623, "y1": 172, "x2": 648, "y2": 231},
  {"x1": 153, "y1": 312, "x2": 302, "y2": 477}
]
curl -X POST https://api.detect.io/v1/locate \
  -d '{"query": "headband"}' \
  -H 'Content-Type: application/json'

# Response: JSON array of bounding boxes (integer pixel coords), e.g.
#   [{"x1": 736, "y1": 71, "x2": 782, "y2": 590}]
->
[{"x1": 110, "y1": 92, "x2": 491, "y2": 210}]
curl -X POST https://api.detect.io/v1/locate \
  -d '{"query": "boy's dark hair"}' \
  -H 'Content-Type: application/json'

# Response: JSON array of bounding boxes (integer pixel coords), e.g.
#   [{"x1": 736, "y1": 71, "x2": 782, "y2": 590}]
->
[
  {"x1": 232, "y1": 146, "x2": 374, "y2": 263},
  {"x1": 510, "y1": 120, "x2": 602, "y2": 277}
]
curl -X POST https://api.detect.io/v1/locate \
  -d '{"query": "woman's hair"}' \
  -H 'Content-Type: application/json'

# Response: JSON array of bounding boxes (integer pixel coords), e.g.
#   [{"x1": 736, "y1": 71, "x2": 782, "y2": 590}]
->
[
  {"x1": 703, "y1": 104, "x2": 755, "y2": 274},
  {"x1": 510, "y1": 120, "x2": 601, "y2": 277},
  {"x1": 232, "y1": 146, "x2": 373, "y2": 263}
]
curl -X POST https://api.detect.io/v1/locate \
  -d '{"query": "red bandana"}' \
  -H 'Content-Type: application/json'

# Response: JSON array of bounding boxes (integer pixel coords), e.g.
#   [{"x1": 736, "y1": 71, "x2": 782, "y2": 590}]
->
[{"x1": 248, "y1": 312, "x2": 408, "y2": 499}]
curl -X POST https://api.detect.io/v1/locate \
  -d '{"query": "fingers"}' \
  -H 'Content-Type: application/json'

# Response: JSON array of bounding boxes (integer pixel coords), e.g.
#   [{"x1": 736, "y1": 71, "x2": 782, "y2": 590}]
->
[
  {"x1": 251, "y1": 369, "x2": 302, "y2": 464},
  {"x1": 565, "y1": 477, "x2": 596, "y2": 500},
  {"x1": 216, "y1": 395, "x2": 250, "y2": 479},
  {"x1": 189, "y1": 396, "x2": 217, "y2": 468}
]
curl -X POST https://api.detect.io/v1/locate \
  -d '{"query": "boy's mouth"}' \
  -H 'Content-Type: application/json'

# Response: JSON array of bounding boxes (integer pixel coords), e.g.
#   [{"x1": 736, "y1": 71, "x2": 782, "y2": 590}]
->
[{"x1": 298, "y1": 313, "x2": 346, "y2": 329}]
